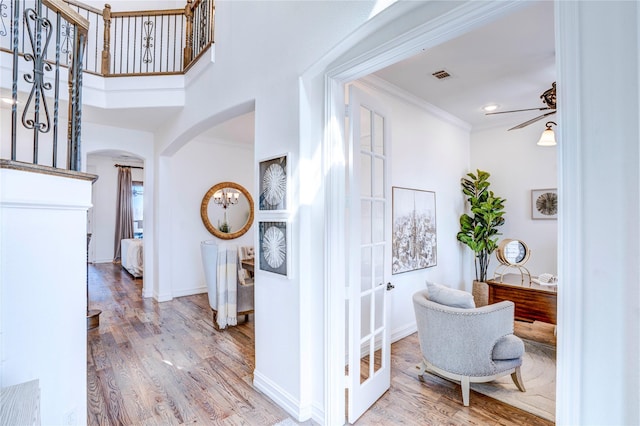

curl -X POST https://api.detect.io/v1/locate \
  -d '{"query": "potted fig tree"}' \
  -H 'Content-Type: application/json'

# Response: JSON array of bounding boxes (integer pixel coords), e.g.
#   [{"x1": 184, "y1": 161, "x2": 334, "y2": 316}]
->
[{"x1": 456, "y1": 170, "x2": 506, "y2": 305}]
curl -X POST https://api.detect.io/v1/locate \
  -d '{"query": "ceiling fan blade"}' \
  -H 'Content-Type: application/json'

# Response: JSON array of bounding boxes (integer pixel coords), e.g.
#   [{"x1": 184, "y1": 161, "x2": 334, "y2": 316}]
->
[
  {"x1": 508, "y1": 111, "x2": 556, "y2": 131},
  {"x1": 486, "y1": 107, "x2": 553, "y2": 115}
]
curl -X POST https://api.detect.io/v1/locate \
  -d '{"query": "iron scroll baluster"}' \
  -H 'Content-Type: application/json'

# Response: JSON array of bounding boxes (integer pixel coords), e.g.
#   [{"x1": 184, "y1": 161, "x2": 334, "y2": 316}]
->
[
  {"x1": 22, "y1": 5, "x2": 54, "y2": 164},
  {"x1": 0, "y1": 0, "x2": 8, "y2": 37},
  {"x1": 142, "y1": 19, "x2": 153, "y2": 64}
]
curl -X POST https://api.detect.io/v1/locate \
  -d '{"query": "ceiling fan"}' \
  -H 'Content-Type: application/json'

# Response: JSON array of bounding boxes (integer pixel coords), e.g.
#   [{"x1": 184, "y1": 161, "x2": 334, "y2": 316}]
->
[{"x1": 486, "y1": 82, "x2": 556, "y2": 130}]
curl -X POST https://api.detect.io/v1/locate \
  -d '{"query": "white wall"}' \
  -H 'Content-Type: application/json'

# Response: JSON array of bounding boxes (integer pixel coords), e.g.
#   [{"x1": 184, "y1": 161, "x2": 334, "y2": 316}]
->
[
  {"x1": 86, "y1": 155, "x2": 144, "y2": 263},
  {"x1": 556, "y1": 2, "x2": 639, "y2": 425},
  {"x1": 354, "y1": 77, "x2": 471, "y2": 340},
  {"x1": 0, "y1": 168, "x2": 92, "y2": 425},
  {"x1": 149, "y1": 2, "x2": 385, "y2": 420},
  {"x1": 82, "y1": 1, "x2": 185, "y2": 12},
  {"x1": 471, "y1": 123, "x2": 558, "y2": 277},
  {"x1": 168, "y1": 137, "x2": 254, "y2": 298}
]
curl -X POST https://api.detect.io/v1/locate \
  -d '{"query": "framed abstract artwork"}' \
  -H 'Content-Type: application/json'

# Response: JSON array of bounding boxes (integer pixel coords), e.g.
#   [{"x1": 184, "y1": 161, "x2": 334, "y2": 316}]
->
[
  {"x1": 258, "y1": 220, "x2": 289, "y2": 277},
  {"x1": 391, "y1": 186, "x2": 437, "y2": 274},
  {"x1": 531, "y1": 188, "x2": 558, "y2": 220},
  {"x1": 259, "y1": 154, "x2": 288, "y2": 212}
]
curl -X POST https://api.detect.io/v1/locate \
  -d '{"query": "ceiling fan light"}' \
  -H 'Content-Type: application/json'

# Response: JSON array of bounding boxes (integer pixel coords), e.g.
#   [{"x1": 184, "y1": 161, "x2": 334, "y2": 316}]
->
[{"x1": 537, "y1": 128, "x2": 557, "y2": 146}]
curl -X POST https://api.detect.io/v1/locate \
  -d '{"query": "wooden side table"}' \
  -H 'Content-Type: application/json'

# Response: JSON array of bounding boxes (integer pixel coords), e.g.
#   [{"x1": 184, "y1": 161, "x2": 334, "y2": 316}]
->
[{"x1": 486, "y1": 274, "x2": 557, "y2": 325}]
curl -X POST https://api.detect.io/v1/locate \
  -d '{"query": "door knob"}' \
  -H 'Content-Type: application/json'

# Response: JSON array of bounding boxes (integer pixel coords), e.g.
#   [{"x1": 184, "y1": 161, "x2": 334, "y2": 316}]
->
[{"x1": 386, "y1": 282, "x2": 395, "y2": 291}]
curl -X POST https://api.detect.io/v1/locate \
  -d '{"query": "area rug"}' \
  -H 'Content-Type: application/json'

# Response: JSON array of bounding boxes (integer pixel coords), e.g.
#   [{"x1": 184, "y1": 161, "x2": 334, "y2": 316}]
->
[{"x1": 470, "y1": 339, "x2": 556, "y2": 422}]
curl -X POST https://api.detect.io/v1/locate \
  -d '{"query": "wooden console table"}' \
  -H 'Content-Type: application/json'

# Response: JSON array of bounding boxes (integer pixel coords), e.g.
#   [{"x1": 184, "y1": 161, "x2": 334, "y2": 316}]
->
[{"x1": 486, "y1": 274, "x2": 557, "y2": 325}]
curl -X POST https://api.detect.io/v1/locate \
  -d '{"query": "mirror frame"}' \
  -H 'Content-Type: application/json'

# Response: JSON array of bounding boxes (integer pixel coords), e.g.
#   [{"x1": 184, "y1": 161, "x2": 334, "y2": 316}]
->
[
  {"x1": 496, "y1": 238, "x2": 531, "y2": 266},
  {"x1": 201, "y1": 181, "x2": 254, "y2": 240}
]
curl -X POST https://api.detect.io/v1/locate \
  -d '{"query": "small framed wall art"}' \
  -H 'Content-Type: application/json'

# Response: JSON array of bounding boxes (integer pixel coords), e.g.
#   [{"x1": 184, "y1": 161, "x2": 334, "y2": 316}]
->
[
  {"x1": 258, "y1": 220, "x2": 289, "y2": 277},
  {"x1": 259, "y1": 154, "x2": 288, "y2": 212},
  {"x1": 531, "y1": 188, "x2": 558, "y2": 220}
]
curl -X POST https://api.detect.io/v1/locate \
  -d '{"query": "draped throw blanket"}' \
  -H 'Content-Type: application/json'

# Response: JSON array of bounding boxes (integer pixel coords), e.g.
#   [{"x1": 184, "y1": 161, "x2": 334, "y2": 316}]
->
[
  {"x1": 114, "y1": 166, "x2": 134, "y2": 261},
  {"x1": 216, "y1": 244, "x2": 238, "y2": 328}
]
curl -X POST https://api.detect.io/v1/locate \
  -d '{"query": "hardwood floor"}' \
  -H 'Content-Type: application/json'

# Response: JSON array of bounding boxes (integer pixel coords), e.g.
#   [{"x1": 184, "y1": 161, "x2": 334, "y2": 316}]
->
[{"x1": 87, "y1": 263, "x2": 554, "y2": 425}]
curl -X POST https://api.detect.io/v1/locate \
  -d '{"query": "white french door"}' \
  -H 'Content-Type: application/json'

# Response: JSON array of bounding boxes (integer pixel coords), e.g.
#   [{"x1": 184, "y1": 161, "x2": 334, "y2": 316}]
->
[{"x1": 346, "y1": 85, "x2": 392, "y2": 423}]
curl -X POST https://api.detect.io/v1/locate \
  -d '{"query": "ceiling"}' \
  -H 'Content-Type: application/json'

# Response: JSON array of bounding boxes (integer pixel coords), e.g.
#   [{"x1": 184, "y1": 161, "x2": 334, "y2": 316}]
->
[
  {"x1": 203, "y1": 1, "x2": 555, "y2": 143},
  {"x1": 10, "y1": 1, "x2": 554, "y2": 145},
  {"x1": 373, "y1": 1, "x2": 556, "y2": 132}
]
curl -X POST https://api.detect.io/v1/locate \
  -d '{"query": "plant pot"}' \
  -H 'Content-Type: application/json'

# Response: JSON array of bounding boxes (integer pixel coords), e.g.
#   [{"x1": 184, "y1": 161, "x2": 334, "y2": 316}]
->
[{"x1": 472, "y1": 280, "x2": 488, "y2": 307}]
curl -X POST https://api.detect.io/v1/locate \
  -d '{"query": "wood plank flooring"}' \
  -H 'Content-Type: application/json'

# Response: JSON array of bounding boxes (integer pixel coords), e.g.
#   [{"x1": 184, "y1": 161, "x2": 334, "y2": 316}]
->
[{"x1": 87, "y1": 263, "x2": 554, "y2": 425}]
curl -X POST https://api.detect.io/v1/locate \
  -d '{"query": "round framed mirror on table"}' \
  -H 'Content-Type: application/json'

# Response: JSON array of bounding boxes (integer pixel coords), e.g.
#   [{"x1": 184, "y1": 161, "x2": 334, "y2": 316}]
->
[
  {"x1": 493, "y1": 239, "x2": 531, "y2": 284},
  {"x1": 201, "y1": 182, "x2": 254, "y2": 240}
]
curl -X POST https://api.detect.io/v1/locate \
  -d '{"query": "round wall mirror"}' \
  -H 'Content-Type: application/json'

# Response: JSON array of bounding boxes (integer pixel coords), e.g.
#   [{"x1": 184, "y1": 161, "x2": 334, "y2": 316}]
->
[
  {"x1": 496, "y1": 239, "x2": 530, "y2": 266},
  {"x1": 201, "y1": 182, "x2": 254, "y2": 240}
]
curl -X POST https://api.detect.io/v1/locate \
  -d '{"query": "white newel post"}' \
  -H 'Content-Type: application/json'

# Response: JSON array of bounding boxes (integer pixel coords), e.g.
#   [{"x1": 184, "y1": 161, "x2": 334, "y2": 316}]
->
[{"x1": 0, "y1": 163, "x2": 95, "y2": 425}]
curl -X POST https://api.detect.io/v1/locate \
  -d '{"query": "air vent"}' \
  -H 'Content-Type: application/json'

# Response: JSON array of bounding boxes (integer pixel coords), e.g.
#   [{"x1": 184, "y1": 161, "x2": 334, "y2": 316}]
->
[{"x1": 432, "y1": 69, "x2": 451, "y2": 80}]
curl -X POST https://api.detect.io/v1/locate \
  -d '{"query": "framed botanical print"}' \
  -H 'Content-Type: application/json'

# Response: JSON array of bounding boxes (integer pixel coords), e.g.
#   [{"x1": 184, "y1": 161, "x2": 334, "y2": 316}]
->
[
  {"x1": 259, "y1": 154, "x2": 288, "y2": 212},
  {"x1": 258, "y1": 220, "x2": 289, "y2": 277},
  {"x1": 531, "y1": 188, "x2": 558, "y2": 220}
]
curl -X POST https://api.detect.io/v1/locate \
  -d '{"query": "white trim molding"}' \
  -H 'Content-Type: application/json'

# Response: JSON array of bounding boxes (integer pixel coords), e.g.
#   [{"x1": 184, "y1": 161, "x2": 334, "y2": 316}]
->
[
  {"x1": 253, "y1": 369, "x2": 311, "y2": 422},
  {"x1": 316, "y1": 2, "x2": 532, "y2": 424}
]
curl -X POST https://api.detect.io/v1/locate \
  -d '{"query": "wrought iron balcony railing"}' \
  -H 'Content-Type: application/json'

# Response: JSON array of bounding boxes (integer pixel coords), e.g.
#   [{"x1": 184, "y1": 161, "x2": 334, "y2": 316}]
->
[
  {"x1": 1, "y1": 0, "x2": 215, "y2": 172},
  {"x1": 1, "y1": 0, "x2": 215, "y2": 76},
  {"x1": 4, "y1": 0, "x2": 88, "y2": 170}
]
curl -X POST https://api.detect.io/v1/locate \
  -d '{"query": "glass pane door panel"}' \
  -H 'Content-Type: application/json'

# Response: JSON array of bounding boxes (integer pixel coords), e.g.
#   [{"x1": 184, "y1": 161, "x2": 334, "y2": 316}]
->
[
  {"x1": 361, "y1": 292, "x2": 372, "y2": 339},
  {"x1": 360, "y1": 107, "x2": 372, "y2": 150},
  {"x1": 373, "y1": 157, "x2": 384, "y2": 198},
  {"x1": 345, "y1": 300, "x2": 350, "y2": 357},
  {"x1": 361, "y1": 201, "x2": 372, "y2": 244},
  {"x1": 360, "y1": 153, "x2": 372, "y2": 197},
  {"x1": 361, "y1": 247, "x2": 372, "y2": 292},
  {"x1": 373, "y1": 333, "x2": 383, "y2": 373},
  {"x1": 374, "y1": 245, "x2": 384, "y2": 287},
  {"x1": 374, "y1": 289, "x2": 384, "y2": 330},
  {"x1": 372, "y1": 201, "x2": 384, "y2": 243},
  {"x1": 373, "y1": 113, "x2": 384, "y2": 155}
]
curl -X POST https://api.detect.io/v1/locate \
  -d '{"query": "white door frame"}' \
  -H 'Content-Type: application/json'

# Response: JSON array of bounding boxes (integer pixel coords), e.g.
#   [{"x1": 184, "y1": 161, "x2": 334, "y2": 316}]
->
[{"x1": 321, "y1": 2, "x2": 539, "y2": 424}]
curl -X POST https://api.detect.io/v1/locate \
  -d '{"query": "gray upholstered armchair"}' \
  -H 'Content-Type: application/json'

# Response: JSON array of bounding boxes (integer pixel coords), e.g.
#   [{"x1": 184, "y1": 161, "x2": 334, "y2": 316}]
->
[
  {"x1": 201, "y1": 241, "x2": 254, "y2": 329},
  {"x1": 412, "y1": 282, "x2": 526, "y2": 406}
]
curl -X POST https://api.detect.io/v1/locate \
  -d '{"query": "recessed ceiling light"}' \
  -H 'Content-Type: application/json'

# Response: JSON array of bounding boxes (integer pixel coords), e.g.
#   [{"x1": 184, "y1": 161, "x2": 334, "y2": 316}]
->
[{"x1": 482, "y1": 104, "x2": 499, "y2": 112}]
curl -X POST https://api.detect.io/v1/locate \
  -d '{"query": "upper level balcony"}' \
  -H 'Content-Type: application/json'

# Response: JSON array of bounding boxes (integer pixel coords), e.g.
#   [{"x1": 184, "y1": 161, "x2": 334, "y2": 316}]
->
[{"x1": 1, "y1": 0, "x2": 215, "y2": 170}]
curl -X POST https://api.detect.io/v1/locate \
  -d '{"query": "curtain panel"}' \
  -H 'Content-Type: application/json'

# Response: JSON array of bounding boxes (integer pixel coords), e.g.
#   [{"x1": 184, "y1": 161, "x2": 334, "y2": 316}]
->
[{"x1": 114, "y1": 166, "x2": 134, "y2": 261}]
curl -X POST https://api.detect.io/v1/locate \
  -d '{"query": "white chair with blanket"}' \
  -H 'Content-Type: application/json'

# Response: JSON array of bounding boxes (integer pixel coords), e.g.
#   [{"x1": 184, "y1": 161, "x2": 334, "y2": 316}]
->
[
  {"x1": 412, "y1": 281, "x2": 526, "y2": 406},
  {"x1": 201, "y1": 241, "x2": 255, "y2": 330}
]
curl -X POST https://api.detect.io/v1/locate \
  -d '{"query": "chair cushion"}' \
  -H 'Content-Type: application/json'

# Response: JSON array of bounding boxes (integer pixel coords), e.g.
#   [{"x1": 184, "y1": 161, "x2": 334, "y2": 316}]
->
[
  {"x1": 426, "y1": 281, "x2": 475, "y2": 309},
  {"x1": 492, "y1": 335, "x2": 525, "y2": 360}
]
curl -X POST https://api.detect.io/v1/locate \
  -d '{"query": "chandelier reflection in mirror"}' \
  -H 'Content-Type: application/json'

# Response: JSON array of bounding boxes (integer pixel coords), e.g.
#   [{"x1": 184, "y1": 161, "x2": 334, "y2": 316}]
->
[{"x1": 213, "y1": 189, "x2": 240, "y2": 232}]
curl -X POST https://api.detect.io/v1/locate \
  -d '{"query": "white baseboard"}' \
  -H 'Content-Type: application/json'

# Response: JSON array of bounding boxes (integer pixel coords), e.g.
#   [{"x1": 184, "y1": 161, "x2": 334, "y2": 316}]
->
[
  {"x1": 172, "y1": 286, "x2": 207, "y2": 298},
  {"x1": 254, "y1": 323, "x2": 417, "y2": 425},
  {"x1": 310, "y1": 401, "x2": 324, "y2": 425},
  {"x1": 154, "y1": 290, "x2": 173, "y2": 302},
  {"x1": 253, "y1": 369, "x2": 312, "y2": 422},
  {"x1": 152, "y1": 286, "x2": 207, "y2": 302},
  {"x1": 91, "y1": 258, "x2": 114, "y2": 264},
  {"x1": 391, "y1": 322, "x2": 417, "y2": 344}
]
